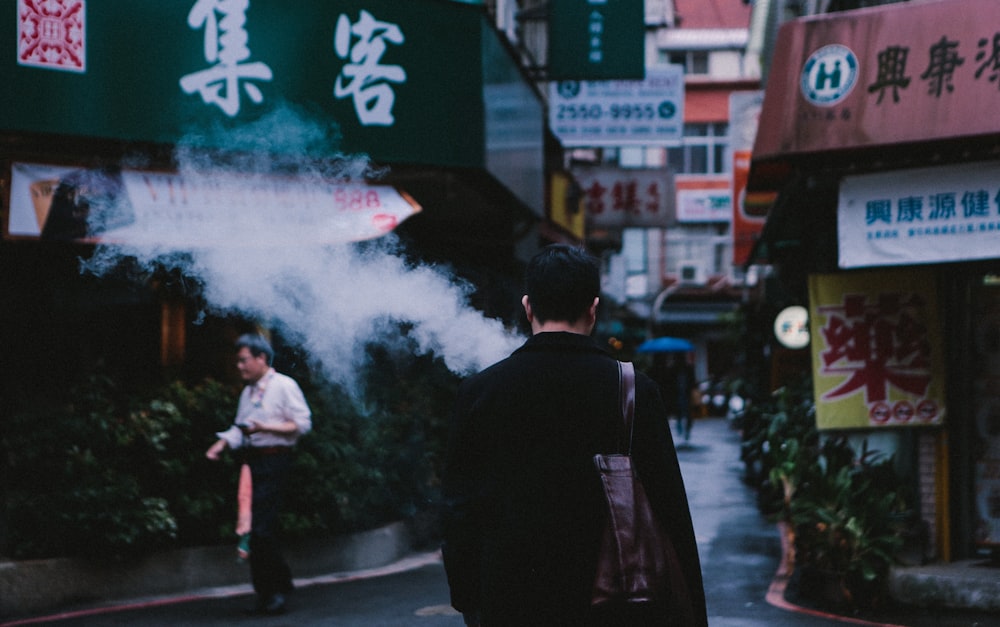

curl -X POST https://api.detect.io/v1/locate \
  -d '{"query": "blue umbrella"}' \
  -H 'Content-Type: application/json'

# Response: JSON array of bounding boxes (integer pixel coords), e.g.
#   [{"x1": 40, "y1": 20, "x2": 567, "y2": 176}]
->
[{"x1": 636, "y1": 336, "x2": 694, "y2": 353}]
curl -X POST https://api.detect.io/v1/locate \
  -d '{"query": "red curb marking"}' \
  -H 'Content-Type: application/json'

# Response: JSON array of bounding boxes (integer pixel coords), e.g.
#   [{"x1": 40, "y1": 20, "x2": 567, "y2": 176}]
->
[
  {"x1": 0, "y1": 552, "x2": 443, "y2": 626},
  {"x1": 765, "y1": 522, "x2": 909, "y2": 627}
]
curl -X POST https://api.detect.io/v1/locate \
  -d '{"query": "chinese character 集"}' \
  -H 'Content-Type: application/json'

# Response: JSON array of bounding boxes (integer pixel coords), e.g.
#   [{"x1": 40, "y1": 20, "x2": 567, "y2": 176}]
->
[{"x1": 179, "y1": 0, "x2": 273, "y2": 117}]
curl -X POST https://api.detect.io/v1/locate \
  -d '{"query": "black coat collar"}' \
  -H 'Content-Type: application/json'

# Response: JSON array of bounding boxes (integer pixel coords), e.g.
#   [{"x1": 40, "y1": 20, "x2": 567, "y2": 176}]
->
[{"x1": 513, "y1": 331, "x2": 610, "y2": 356}]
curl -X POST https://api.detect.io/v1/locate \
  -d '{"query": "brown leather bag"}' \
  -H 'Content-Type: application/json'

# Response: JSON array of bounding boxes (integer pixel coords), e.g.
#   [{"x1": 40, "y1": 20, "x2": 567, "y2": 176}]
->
[{"x1": 591, "y1": 361, "x2": 696, "y2": 625}]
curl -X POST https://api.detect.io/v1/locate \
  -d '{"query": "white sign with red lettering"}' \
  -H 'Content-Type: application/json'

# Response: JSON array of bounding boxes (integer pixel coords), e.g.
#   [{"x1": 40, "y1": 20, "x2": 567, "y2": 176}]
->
[
  {"x1": 574, "y1": 167, "x2": 675, "y2": 229},
  {"x1": 7, "y1": 163, "x2": 420, "y2": 245},
  {"x1": 114, "y1": 171, "x2": 420, "y2": 246}
]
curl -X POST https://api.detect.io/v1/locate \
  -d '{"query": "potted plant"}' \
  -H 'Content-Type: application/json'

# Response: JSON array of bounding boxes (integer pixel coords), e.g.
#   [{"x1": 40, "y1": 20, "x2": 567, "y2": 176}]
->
[{"x1": 787, "y1": 437, "x2": 913, "y2": 609}]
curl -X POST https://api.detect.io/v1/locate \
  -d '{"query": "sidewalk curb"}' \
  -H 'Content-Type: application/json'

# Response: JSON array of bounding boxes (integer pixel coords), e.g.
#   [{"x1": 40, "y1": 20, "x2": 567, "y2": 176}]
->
[
  {"x1": 0, "y1": 551, "x2": 443, "y2": 627},
  {"x1": 0, "y1": 521, "x2": 413, "y2": 622}
]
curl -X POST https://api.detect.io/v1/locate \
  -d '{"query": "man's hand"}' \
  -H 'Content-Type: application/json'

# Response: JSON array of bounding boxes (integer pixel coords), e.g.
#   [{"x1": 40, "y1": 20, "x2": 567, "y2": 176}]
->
[{"x1": 205, "y1": 438, "x2": 228, "y2": 461}]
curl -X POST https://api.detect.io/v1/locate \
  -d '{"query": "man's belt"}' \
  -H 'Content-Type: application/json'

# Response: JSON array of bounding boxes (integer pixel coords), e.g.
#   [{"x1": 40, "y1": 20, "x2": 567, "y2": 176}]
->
[{"x1": 248, "y1": 445, "x2": 293, "y2": 456}]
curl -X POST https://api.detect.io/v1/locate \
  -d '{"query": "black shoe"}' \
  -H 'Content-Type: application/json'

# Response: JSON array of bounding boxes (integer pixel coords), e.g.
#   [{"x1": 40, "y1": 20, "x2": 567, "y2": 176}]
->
[
  {"x1": 244, "y1": 593, "x2": 287, "y2": 616},
  {"x1": 263, "y1": 593, "x2": 287, "y2": 615}
]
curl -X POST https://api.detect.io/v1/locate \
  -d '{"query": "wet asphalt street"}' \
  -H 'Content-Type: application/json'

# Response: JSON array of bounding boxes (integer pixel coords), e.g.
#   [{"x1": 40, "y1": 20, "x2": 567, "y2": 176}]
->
[{"x1": 3, "y1": 417, "x2": 995, "y2": 626}]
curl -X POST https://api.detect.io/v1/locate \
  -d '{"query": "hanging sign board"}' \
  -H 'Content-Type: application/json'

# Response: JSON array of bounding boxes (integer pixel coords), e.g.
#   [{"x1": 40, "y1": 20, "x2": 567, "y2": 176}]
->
[
  {"x1": 6, "y1": 162, "x2": 420, "y2": 245},
  {"x1": 729, "y1": 90, "x2": 768, "y2": 265},
  {"x1": 574, "y1": 167, "x2": 675, "y2": 229},
  {"x1": 547, "y1": 0, "x2": 644, "y2": 80},
  {"x1": 774, "y1": 306, "x2": 810, "y2": 350},
  {"x1": 548, "y1": 66, "x2": 684, "y2": 147},
  {"x1": 809, "y1": 269, "x2": 947, "y2": 430},
  {"x1": 675, "y1": 177, "x2": 731, "y2": 223}
]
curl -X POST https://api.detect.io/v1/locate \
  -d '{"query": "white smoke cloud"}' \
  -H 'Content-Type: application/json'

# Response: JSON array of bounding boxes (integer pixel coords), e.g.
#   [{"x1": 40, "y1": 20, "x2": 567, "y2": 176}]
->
[{"x1": 82, "y1": 104, "x2": 525, "y2": 393}]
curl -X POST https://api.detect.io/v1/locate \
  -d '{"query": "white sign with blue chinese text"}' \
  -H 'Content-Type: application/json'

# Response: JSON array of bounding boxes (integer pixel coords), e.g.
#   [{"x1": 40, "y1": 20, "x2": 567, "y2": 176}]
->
[{"x1": 838, "y1": 161, "x2": 1000, "y2": 268}]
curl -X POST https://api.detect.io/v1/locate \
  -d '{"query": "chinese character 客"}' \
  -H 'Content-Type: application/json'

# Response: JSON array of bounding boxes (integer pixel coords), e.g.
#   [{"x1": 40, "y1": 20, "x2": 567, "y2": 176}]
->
[
  {"x1": 334, "y1": 10, "x2": 406, "y2": 127},
  {"x1": 179, "y1": 0, "x2": 273, "y2": 117}
]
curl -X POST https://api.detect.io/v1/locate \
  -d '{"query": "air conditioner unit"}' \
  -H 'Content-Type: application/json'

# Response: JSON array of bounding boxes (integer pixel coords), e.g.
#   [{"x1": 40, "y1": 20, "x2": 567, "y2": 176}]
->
[{"x1": 678, "y1": 261, "x2": 707, "y2": 285}]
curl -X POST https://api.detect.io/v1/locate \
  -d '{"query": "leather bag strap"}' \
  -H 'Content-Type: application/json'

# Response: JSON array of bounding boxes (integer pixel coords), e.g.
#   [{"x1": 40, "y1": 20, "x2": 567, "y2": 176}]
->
[{"x1": 619, "y1": 361, "x2": 636, "y2": 455}]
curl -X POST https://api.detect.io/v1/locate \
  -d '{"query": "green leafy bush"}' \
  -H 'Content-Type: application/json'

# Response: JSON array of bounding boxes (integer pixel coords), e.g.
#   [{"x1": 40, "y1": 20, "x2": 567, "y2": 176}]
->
[
  {"x1": 2, "y1": 352, "x2": 458, "y2": 559},
  {"x1": 2, "y1": 371, "x2": 216, "y2": 559},
  {"x1": 789, "y1": 438, "x2": 913, "y2": 609},
  {"x1": 739, "y1": 376, "x2": 819, "y2": 516},
  {"x1": 738, "y1": 376, "x2": 915, "y2": 609},
  {"x1": 281, "y1": 349, "x2": 458, "y2": 538}
]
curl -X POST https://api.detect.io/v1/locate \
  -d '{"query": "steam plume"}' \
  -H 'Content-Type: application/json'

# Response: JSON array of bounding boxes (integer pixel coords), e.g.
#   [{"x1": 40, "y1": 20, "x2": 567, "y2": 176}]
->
[{"x1": 82, "y1": 105, "x2": 524, "y2": 393}]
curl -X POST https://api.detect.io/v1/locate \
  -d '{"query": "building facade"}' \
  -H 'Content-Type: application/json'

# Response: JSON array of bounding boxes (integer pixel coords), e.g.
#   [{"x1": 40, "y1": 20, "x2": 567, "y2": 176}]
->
[
  {"x1": 747, "y1": 0, "x2": 1000, "y2": 562},
  {"x1": 601, "y1": 0, "x2": 762, "y2": 383},
  {"x1": 2, "y1": 0, "x2": 555, "y2": 404}
]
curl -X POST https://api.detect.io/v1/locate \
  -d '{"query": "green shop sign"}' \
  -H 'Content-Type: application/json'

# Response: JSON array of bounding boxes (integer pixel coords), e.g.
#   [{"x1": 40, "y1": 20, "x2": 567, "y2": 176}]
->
[
  {"x1": 547, "y1": 0, "x2": 644, "y2": 80},
  {"x1": 4, "y1": 0, "x2": 542, "y2": 174}
]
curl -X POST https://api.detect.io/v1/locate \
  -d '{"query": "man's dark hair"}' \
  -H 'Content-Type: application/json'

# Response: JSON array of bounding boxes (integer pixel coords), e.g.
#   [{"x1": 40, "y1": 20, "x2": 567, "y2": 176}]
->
[
  {"x1": 524, "y1": 244, "x2": 601, "y2": 324},
  {"x1": 236, "y1": 333, "x2": 274, "y2": 366}
]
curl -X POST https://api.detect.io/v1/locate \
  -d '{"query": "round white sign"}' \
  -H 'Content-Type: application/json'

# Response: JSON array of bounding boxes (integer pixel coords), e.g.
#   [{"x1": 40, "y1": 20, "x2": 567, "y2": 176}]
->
[
  {"x1": 774, "y1": 306, "x2": 810, "y2": 349},
  {"x1": 800, "y1": 44, "x2": 859, "y2": 107}
]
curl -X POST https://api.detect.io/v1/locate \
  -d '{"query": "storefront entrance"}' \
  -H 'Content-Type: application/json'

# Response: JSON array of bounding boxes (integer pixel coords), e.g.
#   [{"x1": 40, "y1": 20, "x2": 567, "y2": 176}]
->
[{"x1": 971, "y1": 277, "x2": 1000, "y2": 550}]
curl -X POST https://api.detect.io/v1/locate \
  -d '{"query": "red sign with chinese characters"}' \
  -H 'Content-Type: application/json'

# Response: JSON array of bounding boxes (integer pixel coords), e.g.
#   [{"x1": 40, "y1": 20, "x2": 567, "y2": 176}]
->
[
  {"x1": 574, "y1": 167, "x2": 675, "y2": 229},
  {"x1": 18, "y1": 0, "x2": 85, "y2": 73},
  {"x1": 753, "y1": 0, "x2": 1000, "y2": 164},
  {"x1": 809, "y1": 269, "x2": 947, "y2": 430}
]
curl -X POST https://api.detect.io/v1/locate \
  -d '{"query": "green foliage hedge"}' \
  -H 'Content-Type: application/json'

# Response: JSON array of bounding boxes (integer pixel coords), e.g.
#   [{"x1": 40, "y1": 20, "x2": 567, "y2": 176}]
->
[
  {"x1": 1, "y1": 351, "x2": 458, "y2": 560},
  {"x1": 738, "y1": 376, "x2": 917, "y2": 609}
]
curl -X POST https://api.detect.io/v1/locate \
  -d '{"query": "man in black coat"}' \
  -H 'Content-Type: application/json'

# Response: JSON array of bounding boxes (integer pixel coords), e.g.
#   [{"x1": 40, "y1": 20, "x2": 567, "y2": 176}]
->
[{"x1": 442, "y1": 245, "x2": 707, "y2": 626}]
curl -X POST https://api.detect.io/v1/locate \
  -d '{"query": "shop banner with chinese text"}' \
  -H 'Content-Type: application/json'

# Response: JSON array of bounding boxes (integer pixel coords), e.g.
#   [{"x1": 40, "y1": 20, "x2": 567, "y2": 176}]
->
[
  {"x1": 838, "y1": 161, "x2": 1000, "y2": 268},
  {"x1": 809, "y1": 269, "x2": 946, "y2": 430},
  {"x1": 753, "y1": 0, "x2": 1000, "y2": 162},
  {"x1": 6, "y1": 0, "x2": 505, "y2": 168},
  {"x1": 574, "y1": 167, "x2": 675, "y2": 229},
  {"x1": 547, "y1": 0, "x2": 644, "y2": 80}
]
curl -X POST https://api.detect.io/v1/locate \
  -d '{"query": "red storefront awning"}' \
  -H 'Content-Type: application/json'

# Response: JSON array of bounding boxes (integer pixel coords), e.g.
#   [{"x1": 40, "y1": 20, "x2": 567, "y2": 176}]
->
[{"x1": 749, "y1": 0, "x2": 1000, "y2": 192}]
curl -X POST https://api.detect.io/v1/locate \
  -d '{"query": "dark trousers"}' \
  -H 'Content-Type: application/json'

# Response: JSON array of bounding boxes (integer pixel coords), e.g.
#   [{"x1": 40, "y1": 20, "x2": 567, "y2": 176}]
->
[{"x1": 247, "y1": 450, "x2": 294, "y2": 601}]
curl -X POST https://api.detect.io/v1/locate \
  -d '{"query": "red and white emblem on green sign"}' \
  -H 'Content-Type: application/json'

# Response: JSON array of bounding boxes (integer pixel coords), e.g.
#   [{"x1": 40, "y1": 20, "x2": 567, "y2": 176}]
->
[{"x1": 17, "y1": 0, "x2": 85, "y2": 73}]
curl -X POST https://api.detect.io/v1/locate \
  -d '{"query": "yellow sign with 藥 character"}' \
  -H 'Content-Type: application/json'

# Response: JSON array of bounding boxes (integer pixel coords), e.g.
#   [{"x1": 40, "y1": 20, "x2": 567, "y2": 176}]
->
[{"x1": 808, "y1": 269, "x2": 947, "y2": 430}]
